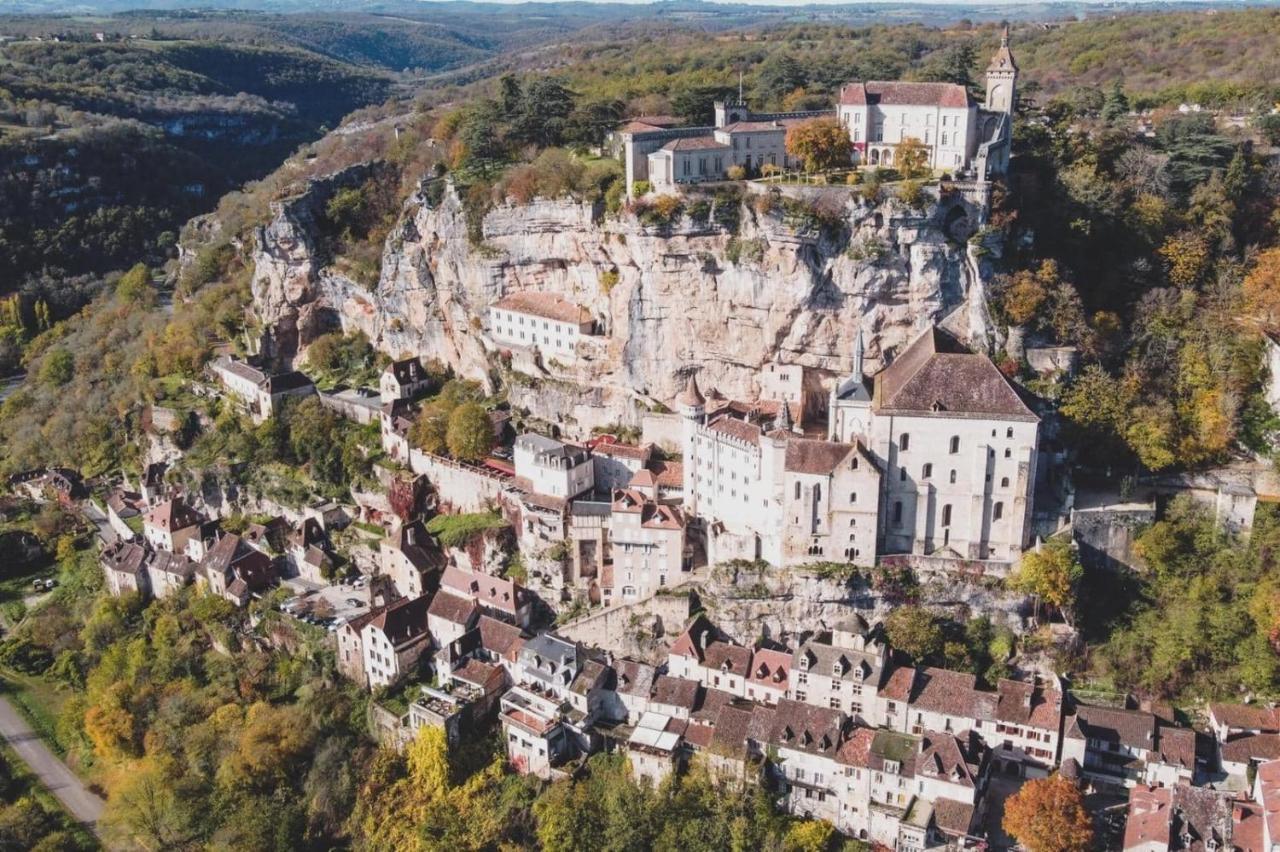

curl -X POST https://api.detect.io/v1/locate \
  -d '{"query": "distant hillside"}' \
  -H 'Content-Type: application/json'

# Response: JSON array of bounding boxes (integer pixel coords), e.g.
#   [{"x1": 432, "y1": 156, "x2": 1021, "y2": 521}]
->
[{"x1": 0, "y1": 36, "x2": 393, "y2": 313}]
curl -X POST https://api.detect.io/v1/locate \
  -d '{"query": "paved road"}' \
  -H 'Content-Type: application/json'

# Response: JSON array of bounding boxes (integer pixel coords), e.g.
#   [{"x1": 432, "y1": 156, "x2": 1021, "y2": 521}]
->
[{"x1": 0, "y1": 696, "x2": 104, "y2": 831}]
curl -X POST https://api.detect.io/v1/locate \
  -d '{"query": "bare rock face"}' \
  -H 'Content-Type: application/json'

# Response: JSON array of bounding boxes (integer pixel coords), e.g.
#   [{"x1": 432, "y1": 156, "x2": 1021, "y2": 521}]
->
[{"x1": 250, "y1": 171, "x2": 990, "y2": 434}]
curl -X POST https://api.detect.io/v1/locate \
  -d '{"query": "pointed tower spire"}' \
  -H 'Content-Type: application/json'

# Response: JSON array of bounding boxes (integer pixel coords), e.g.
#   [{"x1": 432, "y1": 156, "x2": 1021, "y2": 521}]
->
[
  {"x1": 776, "y1": 400, "x2": 794, "y2": 433},
  {"x1": 1001, "y1": 23, "x2": 1009, "y2": 47},
  {"x1": 677, "y1": 372, "x2": 705, "y2": 410},
  {"x1": 852, "y1": 327, "x2": 865, "y2": 382}
]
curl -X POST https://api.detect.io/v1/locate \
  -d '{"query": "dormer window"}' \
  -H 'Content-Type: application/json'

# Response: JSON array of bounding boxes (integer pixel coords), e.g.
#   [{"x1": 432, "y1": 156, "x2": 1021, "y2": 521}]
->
[
  {"x1": 799, "y1": 653, "x2": 811, "y2": 671},
  {"x1": 931, "y1": 400, "x2": 945, "y2": 412}
]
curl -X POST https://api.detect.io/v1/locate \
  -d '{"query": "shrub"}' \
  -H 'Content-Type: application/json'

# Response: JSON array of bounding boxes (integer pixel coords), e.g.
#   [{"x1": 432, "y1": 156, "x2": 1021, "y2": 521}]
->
[
  {"x1": 426, "y1": 511, "x2": 508, "y2": 548},
  {"x1": 898, "y1": 179, "x2": 926, "y2": 209},
  {"x1": 686, "y1": 198, "x2": 712, "y2": 224},
  {"x1": 635, "y1": 194, "x2": 683, "y2": 227},
  {"x1": 726, "y1": 237, "x2": 767, "y2": 265},
  {"x1": 726, "y1": 165, "x2": 747, "y2": 181},
  {"x1": 599, "y1": 269, "x2": 620, "y2": 293},
  {"x1": 845, "y1": 171, "x2": 862, "y2": 186},
  {"x1": 630, "y1": 180, "x2": 651, "y2": 196}
]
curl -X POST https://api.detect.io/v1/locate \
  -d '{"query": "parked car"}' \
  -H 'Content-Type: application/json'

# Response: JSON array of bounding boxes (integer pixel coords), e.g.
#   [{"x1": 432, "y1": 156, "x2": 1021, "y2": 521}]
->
[{"x1": 346, "y1": 598, "x2": 364, "y2": 608}]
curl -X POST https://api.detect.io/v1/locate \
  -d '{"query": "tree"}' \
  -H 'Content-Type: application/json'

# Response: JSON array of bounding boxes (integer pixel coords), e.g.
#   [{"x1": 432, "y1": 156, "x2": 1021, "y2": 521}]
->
[
  {"x1": 37, "y1": 348, "x2": 73, "y2": 387},
  {"x1": 1002, "y1": 774, "x2": 1093, "y2": 852},
  {"x1": 1101, "y1": 80, "x2": 1129, "y2": 124},
  {"x1": 1009, "y1": 539, "x2": 1083, "y2": 625},
  {"x1": 1243, "y1": 247, "x2": 1280, "y2": 333},
  {"x1": 782, "y1": 820, "x2": 835, "y2": 852},
  {"x1": 895, "y1": 136, "x2": 930, "y2": 179},
  {"x1": 671, "y1": 85, "x2": 737, "y2": 126},
  {"x1": 756, "y1": 54, "x2": 806, "y2": 105},
  {"x1": 511, "y1": 78, "x2": 577, "y2": 148},
  {"x1": 115, "y1": 263, "x2": 154, "y2": 306},
  {"x1": 884, "y1": 606, "x2": 944, "y2": 664},
  {"x1": 446, "y1": 402, "x2": 493, "y2": 462},
  {"x1": 411, "y1": 404, "x2": 449, "y2": 455},
  {"x1": 785, "y1": 118, "x2": 853, "y2": 173},
  {"x1": 935, "y1": 42, "x2": 977, "y2": 89}
]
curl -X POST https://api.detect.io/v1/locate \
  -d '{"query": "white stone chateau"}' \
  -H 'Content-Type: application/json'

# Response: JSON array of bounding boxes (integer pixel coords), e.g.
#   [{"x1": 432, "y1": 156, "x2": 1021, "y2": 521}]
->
[
  {"x1": 681, "y1": 326, "x2": 1038, "y2": 568},
  {"x1": 621, "y1": 29, "x2": 1018, "y2": 194}
]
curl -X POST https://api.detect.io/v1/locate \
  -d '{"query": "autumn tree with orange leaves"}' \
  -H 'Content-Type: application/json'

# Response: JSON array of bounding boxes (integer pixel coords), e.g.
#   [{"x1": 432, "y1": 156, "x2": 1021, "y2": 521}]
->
[{"x1": 1002, "y1": 774, "x2": 1093, "y2": 852}]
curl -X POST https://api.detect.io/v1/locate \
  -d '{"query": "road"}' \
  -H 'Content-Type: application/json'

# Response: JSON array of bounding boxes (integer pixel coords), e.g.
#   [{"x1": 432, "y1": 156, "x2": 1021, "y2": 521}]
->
[{"x1": 0, "y1": 696, "x2": 104, "y2": 832}]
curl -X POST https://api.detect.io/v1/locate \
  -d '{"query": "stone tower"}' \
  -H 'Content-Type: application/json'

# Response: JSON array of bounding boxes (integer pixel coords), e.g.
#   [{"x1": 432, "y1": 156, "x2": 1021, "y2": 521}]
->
[
  {"x1": 677, "y1": 373, "x2": 705, "y2": 514},
  {"x1": 985, "y1": 26, "x2": 1018, "y2": 115}
]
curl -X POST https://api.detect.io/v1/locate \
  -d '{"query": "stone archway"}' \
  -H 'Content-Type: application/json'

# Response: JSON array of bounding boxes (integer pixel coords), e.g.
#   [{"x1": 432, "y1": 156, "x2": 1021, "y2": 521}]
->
[
  {"x1": 883, "y1": 148, "x2": 894, "y2": 165},
  {"x1": 869, "y1": 148, "x2": 880, "y2": 165}
]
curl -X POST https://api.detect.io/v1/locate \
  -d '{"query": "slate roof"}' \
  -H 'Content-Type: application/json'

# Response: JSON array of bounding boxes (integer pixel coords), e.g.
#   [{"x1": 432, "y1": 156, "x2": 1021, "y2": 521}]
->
[
  {"x1": 261, "y1": 371, "x2": 313, "y2": 394},
  {"x1": 148, "y1": 550, "x2": 196, "y2": 578},
  {"x1": 101, "y1": 541, "x2": 147, "y2": 575},
  {"x1": 839, "y1": 80, "x2": 972, "y2": 109},
  {"x1": 493, "y1": 292, "x2": 591, "y2": 325},
  {"x1": 793, "y1": 640, "x2": 882, "y2": 686},
  {"x1": 386, "y1": 357, "x2": 427, "y2": 385},
  {"x1": 873, "y1": 327, "x2": 1037, "y2": 421},
  {"x1": 388, "y1": 520, "x2": 444, "y2": 573}
]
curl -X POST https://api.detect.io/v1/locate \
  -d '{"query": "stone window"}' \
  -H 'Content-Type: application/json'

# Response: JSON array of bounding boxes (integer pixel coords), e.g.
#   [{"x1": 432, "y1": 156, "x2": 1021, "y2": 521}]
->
[
  {"x1": 922, "y1": 463, "x2": 932, "y2": 479},
  {"x1": 949, "y1": 436, "x2": 960, "y2": 454},
  {"x1": 993, "y1": 502, "x2": 1004, "y2": 521},
  {"x1": 942, "y1": 504, "x2": 952, "y2": 527},
  {"x1": 899, "y1": 433, "x2": 910, "y2": 452}
]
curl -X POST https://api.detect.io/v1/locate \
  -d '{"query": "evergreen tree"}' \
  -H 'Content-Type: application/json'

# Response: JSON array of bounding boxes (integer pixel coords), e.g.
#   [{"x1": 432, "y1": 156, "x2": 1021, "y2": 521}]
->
[{"x1": 1101, "y1": 80, "x2": 1129, "y2": 123}]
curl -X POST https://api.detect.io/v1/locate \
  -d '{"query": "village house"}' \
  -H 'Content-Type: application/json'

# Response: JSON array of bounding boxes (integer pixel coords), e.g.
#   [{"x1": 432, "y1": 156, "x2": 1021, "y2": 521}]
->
[
  {"x1": 500, "y1": 683, "x2": 573, "y2": 779},
  {"x1": 426, "y1": 590, "x2": 480, "y2": 672},
  {"x1": 440, "y1": 565, "x2": 533, "y2": 629},
  {"x1": 380, "y1": 356, "x2": 432, "y2": 404},
  {"x1": 361, "y1": 594, "x2": 433, "y2": 690},
  {"x1": 790, "y1": 618, "x2": 890, "y2": 722},
  {"x1": 100, "y1": 540, "x2": 149, "y2": 597},
  {"x1": 142, "y1": 495, "x2": 203, "y2": 554},
  {"x1": 380, "y1": 519, "x2": 443, "y2": 599},
  {"x1": 770, "y1": 700, "x2": 853, "y2": 827},
  {"x1": 606, "y1": 488, "x2": 688, "y2": 603},
  {"x1": 1122, "y1": 783, "x2": 1242, "y2": 852},
  {"x1": 209, "y1": 355, "x2": 315, "y2": 424},
  {"x1": 627, "y1": 710, "x2": 689, "y2": 787},
  {"x1": 513, "y1": 433, "x2": 594, "y2": 500},
  {"x1": 591, "y1": 440, "x2": 653, "y2": 494},
  {"x1": 1060, "y1": 704, "x2": 1197, "y2": 791},
  {"x1": 337, "y1": 609, "x2": 378, "y2": 688},
  {"x1": 407, "y1": 658, "x2": 509, "y2": 746},
  {"x1": 488, "y1": 292, "x2": 595, "y2": 361},
  {"x1": 145, "y1": 550, "x2": 198, "y2": 599},
  {"x1": 200, "y1": 532, "x2": 278, "y2": 606}
]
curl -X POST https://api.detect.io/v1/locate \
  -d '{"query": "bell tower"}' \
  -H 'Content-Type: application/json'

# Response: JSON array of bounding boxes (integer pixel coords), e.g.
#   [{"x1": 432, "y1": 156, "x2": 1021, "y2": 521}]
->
[{"x1": 985, "y1": 26, "x2": 1018, "y2": 115}]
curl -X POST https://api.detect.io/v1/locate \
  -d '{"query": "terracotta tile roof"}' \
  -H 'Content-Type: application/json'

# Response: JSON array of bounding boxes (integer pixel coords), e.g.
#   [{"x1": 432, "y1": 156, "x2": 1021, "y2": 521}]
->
[
  {"x1": 1123, "y1": 785, "x2": 1236, "y2": 852},
  {"x1": 1210, "y1": 703, "x2": 1280, "y2": 734},
  {"x1": 784, "y1": 438, "x2": 857, "y2": 475},
  {"x1": 1258, "y1": 760, "x2": 1280, "y2": 845},
  {"x1": 709, "y1": 704, "x2": 754, "y2": 759},
  {"x1": 616, "y1": 659, "x2": 657, "y2": 698},
  {"x1": 1155, "y1": 723, "x2": 1196, "y2": 770},
  {"x1": 880, "y1": 665, "x2": 916, "y2": 701},
  {"x1": 1234, "y1": 801, "x2": 1264, "y2": 852},
  {"x1": 917, "y1": 731, "x2": 979, "y2": 788},
  {"x1": 747, "y1": 704, "x2": 777, "y2": 743},
  {"x1": 653, "y1": 460, "x2": 683, "y2": 487},
  {"x1": 477, "y1": 615, "x2": 524, "y2": 660},
  {"x1": 932, "y1": 797, "x2": 976, "y2": 837},
  {"x1": 1067, "y1": 704, "x2": 1156, "y2": 751},
  {"x1": 367, "y1": 594, "x2": 431, "y2": 647},
  {"x1": 661, "y1": 136, "x2": 730, "y2": 152},
  {"x1": 144, "y1": 496, "x2": 202, "y2": 532},
  {"x1": 427, "y1": 590, "x2": 479, "y2": 626},
  {"x1": 593, "y1": 440, "x2": 652, "y2": 462},
  {"x1": 706, "y1": 414, "x2": 761, "y2": 447},
  {"x1": 651, "y1": 675, "x2": 700, "y2": 710},
  {"x1": 911, "y1": 667, "x2": 981, "y2": 716},
  {"x1": 101, "y1": 541, "x2": 147, "y2": 575},
  {"x1": 453, "y1": 657, "x2": 505, "y2": 693},
  {"x1": 668, "y1": 614, "x2": 716, "y2": 662},
  {"x1": 768, "y1": 699, "x2": 847, "y2": 757},
  {"x1": 1222, "y1": 733, "x2": 1280, "y2": 765},
  {"x1": 996, "y1": 678, "x2": 1063, "y2": 731},
  {"x1": 493, "y1": 292, "x2": 591, "y2": 325},
  {"x1": 839, "y1": 80, "x2": 972, "y2": 109},
  {"x1": 692, "y1": 687, "x2": 736, "y2": 723},
  {"x1": 441, "y1": 565, "x2": 526, "y2": 617},
  {"x1": 747, "y1": 648, "x2": 791, "y2": 691},
  {"x1": 642, "y1": 503, "x2": 685, "y2": 531},
  {"x1": 628, "y1": 469, "x2": 657, "y2": 488},
  {"x1": 837, "y1": 726, "x2": 878, "y2": 767},
  {"x1": 874, "y1": 327, "x2": 1037, "y2": 421}
]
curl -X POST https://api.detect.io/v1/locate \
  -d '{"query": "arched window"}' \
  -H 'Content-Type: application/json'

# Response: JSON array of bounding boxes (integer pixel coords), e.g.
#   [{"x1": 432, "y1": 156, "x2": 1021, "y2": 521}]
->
[
  {"x1": 949, "y1": 470, "x2": 957, "y2": 484},
  {"x1": 899, "y1": 469, "x2": 907, "y2": 482},
  {"x1": 899, "y1": 433, "x2": 910, "y2": 452},
  {"x1": 1001, "y1": 477, "x2": 1010, "y2": 488},
  {"x1": 1005, "y1": 448, "x2": 1012, "y2": 458},
  {"x1": 849, "y1": 492, "x2": 857, "y2": 503},
  {"x1": 851, "y1": 456, "x2": 859, "y2": 470},
  {"x1": 993, "y1": 502, "x2": 1004, "y2": 521},
  {"x1": 949, "y1": 436, "x2": 959, "y2": 454},
  {"x1": 1006, "y1": 427, "x2": 1014, "y2": 438},
  {"x1": 941, "y1": 504, "x2": 952, "y2": 527},
  {"x1": 922, "y1": 463, "x2": 933, "y2": 479}
]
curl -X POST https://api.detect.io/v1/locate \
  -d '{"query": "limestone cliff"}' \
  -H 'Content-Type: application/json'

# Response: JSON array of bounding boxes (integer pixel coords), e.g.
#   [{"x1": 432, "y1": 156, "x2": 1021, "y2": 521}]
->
[{"x1": 250, "y1": 167, "x2": 993, "y2": 433}]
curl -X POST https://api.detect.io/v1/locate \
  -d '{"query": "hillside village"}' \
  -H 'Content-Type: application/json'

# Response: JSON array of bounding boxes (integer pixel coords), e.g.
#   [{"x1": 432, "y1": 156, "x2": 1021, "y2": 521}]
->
[{"x1": 7, "y1": 16, "x2": 1280, "y2": 852}]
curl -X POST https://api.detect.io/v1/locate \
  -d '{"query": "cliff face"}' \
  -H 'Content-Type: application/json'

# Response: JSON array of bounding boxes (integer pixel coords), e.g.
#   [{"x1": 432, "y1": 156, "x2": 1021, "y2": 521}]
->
[{"x1": 251, "y1": 170, "x2": 992, "y2": 433}]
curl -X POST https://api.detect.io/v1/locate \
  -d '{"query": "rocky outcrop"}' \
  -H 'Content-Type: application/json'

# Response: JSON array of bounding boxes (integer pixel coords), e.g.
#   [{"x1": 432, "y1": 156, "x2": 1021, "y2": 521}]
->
[{"x1": 251, "y1": 171, "x2": 990, "y2": 434}]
